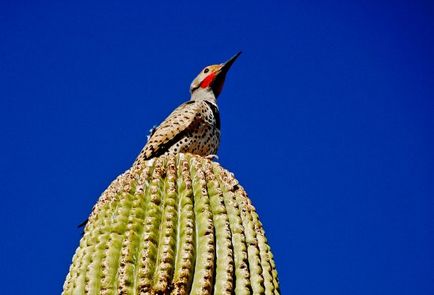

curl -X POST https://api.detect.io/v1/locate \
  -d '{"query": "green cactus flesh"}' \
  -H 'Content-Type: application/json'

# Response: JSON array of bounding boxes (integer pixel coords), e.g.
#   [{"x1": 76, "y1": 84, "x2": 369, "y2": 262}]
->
[{"x1": 63, "y1": 154, "x2": 280, "y2": 295}]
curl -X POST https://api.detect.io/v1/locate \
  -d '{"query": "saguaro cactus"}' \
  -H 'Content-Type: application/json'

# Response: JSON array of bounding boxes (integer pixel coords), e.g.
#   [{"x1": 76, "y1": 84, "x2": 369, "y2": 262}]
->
[{"x1": 63, "y1": 154, "x2": 279, "y2": 294}]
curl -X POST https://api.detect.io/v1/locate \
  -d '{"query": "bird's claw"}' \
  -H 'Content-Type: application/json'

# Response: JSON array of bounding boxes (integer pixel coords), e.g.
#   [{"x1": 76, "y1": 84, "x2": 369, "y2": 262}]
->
[{"x1": 205, "y1": 154, "x2": 219, "y2": 161}]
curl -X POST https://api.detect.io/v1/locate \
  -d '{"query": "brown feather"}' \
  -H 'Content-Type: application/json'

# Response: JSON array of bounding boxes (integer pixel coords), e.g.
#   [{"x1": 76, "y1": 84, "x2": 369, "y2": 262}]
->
[{"x1": 141, "y1": 101, "x2": 204, "y2": 159}]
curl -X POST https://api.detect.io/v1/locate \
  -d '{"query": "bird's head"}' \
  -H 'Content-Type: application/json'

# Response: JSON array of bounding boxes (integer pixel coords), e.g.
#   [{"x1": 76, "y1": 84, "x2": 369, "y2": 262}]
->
[{"x1": 190, "y1": 51, "x2": 241, "y2": 98}]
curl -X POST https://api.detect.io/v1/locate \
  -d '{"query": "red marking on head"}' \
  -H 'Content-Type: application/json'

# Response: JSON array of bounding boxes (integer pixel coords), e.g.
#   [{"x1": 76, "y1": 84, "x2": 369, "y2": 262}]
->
[{"x1": 200, "y1": 72, "x2": 216, "y2": 88}]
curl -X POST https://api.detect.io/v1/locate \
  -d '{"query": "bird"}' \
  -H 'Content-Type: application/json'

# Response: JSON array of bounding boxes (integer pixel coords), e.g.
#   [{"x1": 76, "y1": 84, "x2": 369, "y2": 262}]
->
[
  {"x1": 78, "y1": 52, "x2": 241, "y2": 231},
  {"x1": 134, "y1": 51, "x2": 241, "y2": 165}
]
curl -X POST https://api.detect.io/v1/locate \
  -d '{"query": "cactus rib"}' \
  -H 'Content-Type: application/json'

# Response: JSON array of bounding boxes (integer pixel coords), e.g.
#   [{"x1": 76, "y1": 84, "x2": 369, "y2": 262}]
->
[{"x1": 63, "y1": 154, "x2": 280, "y2": 295}]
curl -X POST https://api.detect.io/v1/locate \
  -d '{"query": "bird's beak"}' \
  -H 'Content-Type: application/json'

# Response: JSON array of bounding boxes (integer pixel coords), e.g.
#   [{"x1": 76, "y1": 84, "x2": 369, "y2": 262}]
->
[
  {"x1": 219, "y1": 51, "x2": 242, "y2": 75},
  {"x1": 209, "y1": 51, "x2": 241, "y2": 97}
]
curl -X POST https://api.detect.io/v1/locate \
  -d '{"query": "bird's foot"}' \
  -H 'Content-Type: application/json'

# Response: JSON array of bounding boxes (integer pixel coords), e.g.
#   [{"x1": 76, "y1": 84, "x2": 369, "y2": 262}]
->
[{"x1": 205, "y1": 154, "x2": 219, "y2": 161}]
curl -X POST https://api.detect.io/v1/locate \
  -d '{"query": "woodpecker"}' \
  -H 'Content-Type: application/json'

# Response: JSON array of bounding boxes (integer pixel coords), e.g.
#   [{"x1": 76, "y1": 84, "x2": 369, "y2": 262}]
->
[{"x1": 135, "y1": 52, "x2": 241, "y2": 164}]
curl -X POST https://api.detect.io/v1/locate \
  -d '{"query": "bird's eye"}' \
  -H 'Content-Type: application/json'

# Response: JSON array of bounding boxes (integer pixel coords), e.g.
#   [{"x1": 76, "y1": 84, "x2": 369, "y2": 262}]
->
[{"x1": 204, "y1": 68, "x2": 209, "y2": 73}]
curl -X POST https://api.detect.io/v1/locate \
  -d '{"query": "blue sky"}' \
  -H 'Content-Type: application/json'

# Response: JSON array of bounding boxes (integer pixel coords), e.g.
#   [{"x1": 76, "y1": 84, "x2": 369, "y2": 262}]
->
[{"x1": 1, "y1": 1, "x2": 433, "y2": 294}]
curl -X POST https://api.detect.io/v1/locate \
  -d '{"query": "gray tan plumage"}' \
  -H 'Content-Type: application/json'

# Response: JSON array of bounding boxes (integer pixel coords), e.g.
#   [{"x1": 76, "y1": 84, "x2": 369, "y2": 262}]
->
[{"x1": 135, "y1": 52, "x2": 241, "y2": 165}]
